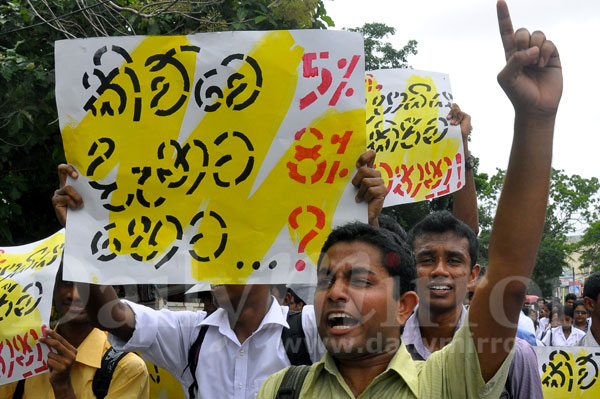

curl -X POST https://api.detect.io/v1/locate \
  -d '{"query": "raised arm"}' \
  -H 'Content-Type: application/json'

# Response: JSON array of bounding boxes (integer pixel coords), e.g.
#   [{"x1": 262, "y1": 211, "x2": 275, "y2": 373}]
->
[
  {"x1": 448, "y1": 104, "x2": 479, "y2": 235},
  {"x1": 352, "y1": 150, "x2": 386, "y2": 226},
  {"x1": 52, "y1": 164, "x2": 136, "y2": 341},
  {"x1": 470, "y1": 0, "x2": 562, "y2": 380}
]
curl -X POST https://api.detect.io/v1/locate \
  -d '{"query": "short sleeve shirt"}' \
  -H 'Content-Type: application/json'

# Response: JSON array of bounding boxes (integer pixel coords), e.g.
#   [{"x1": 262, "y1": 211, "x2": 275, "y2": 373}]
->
[{"x1": 258, "y1": 313, "x2": 515, "y2": 399}]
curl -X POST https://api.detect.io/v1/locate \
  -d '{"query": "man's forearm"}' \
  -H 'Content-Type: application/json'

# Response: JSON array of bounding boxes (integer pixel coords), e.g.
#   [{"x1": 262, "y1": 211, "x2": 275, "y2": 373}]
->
[
  {"x1": 51, "y1": 381, "x2": 77, "y2": 399},
  {"x1": 488, "y1": 112, "x2": 554, "y2": 289}
]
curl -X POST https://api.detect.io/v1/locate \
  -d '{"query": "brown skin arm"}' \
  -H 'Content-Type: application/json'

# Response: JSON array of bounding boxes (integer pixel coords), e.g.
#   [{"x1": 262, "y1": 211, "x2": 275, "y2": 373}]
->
[
  {"x1": 448, "y1": 104, "x2": 479, "y2": 235},
  {"x1": 469, "y1": 0, "x2": 562, "y2": 381},
  {"x1": 39, "y1": 328, "x2": 77, "y2": 399},
  {"x1": 352, "y1": 150, "x2": 386, "y2": 226}
]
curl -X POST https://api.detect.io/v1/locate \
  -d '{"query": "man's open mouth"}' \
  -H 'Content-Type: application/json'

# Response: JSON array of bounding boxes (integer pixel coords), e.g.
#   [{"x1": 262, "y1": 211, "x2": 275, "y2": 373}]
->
[{"x1": 327, "y1": 312, "x2": 360, "y2": 330}]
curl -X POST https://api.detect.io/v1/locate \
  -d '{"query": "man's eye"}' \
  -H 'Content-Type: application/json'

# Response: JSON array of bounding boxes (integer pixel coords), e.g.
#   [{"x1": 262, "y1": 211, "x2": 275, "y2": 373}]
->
[
  {"x1": 350, "y1": 278, "x2": 370, "y2": 287},
  {"x1": 317, "y1": 277, "x2": 331, "y2": 288},
  {"x1": 417, "y1": 258, "x2": 434, "y2": 265}
]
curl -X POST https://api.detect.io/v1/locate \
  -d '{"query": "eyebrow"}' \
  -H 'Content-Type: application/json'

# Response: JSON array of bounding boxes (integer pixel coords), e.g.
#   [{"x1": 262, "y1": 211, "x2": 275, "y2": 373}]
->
[
  {"x1": 316, "y1": 265, "x2": 377, "y2": 277},
  {"x1": 415, "y1": 249, "x2": 466, "y2": 259}
]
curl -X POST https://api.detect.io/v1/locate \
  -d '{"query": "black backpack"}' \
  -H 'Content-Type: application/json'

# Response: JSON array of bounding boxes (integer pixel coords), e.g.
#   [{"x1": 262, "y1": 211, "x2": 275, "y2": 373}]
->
[
  {"x1": 12, "y1": 347, "x2": 128, "y2": 399},
  {"x1": 275, "y1": 365, "x2": 311, "y2": 399},
  {"x1": 186, "y1": 309, "x2": 312, "y2": 399}
]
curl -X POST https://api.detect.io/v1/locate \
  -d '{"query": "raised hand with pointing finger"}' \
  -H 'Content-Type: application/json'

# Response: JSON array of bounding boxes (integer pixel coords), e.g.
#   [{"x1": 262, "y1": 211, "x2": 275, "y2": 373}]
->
[{"x1": 496, "y1": 0, "x2": 562, "y2": 115}]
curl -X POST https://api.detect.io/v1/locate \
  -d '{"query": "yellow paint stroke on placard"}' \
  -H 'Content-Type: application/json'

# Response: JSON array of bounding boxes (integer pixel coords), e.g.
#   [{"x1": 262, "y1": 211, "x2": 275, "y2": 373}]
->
[
  {"x1": 367, "y1": 74, "x2": 459, "y2": 203},
  {"x1": 0, "y1": 231, "x2": 63, "y2": 361},
  {"x1": 0, "y1": 231, "x2": 65, "y2": 282},
  {"x1": 144, "y1": 357, "x2": 184, "y2": 399},
  {"x1": 539, "y1": 348, "x2": 600, "y2": 398},
  {"x1": 0, "y1": 279, "x2": 42, "y2": 343},
  {"x1": 61, "y1": 33, "x2": 364, "y2": 283}
]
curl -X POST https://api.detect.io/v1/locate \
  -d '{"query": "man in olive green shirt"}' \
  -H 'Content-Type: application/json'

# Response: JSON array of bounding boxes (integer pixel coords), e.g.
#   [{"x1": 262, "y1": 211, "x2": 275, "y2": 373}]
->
[{"x1": 259, "y1": 1, "x2": 562, "y2": 397}]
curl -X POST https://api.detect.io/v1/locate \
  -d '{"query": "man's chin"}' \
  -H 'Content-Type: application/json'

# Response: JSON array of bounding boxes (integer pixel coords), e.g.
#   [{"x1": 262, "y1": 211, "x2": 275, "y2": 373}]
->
[{"x1": 60, "y1": 311, "x2": 90, "y2": 325}]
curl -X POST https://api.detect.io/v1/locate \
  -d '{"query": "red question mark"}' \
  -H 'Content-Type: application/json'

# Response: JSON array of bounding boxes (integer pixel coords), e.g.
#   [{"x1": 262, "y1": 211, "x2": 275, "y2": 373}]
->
[{"x1": 288, "y1": 206, "x2": 326, "y2": 271}]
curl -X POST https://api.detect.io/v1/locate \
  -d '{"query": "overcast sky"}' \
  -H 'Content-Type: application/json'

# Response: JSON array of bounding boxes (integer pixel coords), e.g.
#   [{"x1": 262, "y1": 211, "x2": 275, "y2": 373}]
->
[{"x1": 325, "y1": 0, "x2": 600, "y2": 180}]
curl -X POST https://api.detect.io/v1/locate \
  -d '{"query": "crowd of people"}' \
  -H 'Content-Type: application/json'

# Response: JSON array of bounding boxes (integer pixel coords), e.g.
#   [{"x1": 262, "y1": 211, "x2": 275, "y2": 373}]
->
[{"x1": 5, "y1": 1, "x2": 600, "y2": 398}]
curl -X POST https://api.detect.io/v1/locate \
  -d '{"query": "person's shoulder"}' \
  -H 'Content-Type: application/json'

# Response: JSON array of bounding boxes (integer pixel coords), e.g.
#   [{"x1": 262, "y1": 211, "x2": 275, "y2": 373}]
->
[
  {"x1": 512, "y1": 338, "x2": 538, "y2": 363},
  {"x1": 115, "y1": 351, "x2": 149, "y2": 379},
  {"x1": 573, "y1": 326, "x2": 587, "y2": 337},
  {"x1": 257, "y1": 366, "x2": 290, "y2": 399}
]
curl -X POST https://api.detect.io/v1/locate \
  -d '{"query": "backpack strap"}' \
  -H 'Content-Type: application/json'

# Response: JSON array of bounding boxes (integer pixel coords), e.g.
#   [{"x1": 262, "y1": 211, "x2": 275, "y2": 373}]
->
[
  {"x1": 275, "y1": 365, "x2": 311, "y2": 399},
  {"x1": 282, "y1": 310, "x2": 312, "y2": 366},
  {"x1": 92, "y1": 347, "x2": 128, "y2": 399},
  {"x1": 187, "y1": 325, "x2": 209, "y2": 399},
  {"x1": 12, "y1": 379, "x2": 25, "y2": 399}
]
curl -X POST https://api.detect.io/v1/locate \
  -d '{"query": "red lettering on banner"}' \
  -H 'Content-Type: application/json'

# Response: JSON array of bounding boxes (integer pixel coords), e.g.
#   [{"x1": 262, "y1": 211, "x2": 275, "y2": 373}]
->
[
  {"x1": 0, "y1": 329, "x2": 47, "y2": 381},
  {"x1": 377, "y1": 153, "x2": 462, "y2": 200}
]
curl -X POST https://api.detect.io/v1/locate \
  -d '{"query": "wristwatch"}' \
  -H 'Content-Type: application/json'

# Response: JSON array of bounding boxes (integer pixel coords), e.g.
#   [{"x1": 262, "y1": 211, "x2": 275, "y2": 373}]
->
[{"x1": 465, "y1": 154, "x2": 475, "y2": 171}]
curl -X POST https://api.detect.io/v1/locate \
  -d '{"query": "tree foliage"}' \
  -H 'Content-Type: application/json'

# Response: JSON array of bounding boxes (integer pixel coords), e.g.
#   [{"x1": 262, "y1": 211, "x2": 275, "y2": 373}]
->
[
  {"x1": 0, "y1": 0, "x2": 332, "y2": 245},
  {"x1": 349, "y1": 22, "x2": 417, "y2": 70},
  {"x1": 477, "y1": 168, "x2": 600, "y2": 297},
  {"x1": 574, "y1": 220, "x2": 600, "y2": 274}
]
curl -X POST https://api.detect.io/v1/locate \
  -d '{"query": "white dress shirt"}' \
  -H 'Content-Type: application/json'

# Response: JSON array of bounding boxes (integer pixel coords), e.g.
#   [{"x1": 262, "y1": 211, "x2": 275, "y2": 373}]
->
[
  {"x1": 541, "y1": 325, "x2": 586, "y2": 346},
  {"x1": 109, "y1": 298, "x2": 325, "y2": 399}
]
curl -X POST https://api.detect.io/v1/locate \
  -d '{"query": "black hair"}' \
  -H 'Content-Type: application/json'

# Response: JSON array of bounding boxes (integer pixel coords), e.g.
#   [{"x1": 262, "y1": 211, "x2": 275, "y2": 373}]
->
[
  {"x1": 407, "y1": 211, "x2": 478, "y2": 269},
  {"x1": 551, "y1": 303, "x2": 564, "y2": 319},
  {"x1": 565, "y1": 293, "x2": 577, "y2": 304},
  {"x1": 584, "y1": 271, "x2": 600, "y2": 302},
  {"x1": 287, "y1": 288, "x2": 305, "y2": 306},
  {"x1": 564, "y1": 305, "x2": 574, "y2": 319},
  {"x1": 318, "y1": 222, "x2": 416, "y2": 299},
  {"x1": 573, "y1": 299, "x2": 586, "y2": 310},
  {"x1": 377, "y1": 214, "x2": 408, "y2": 242}
]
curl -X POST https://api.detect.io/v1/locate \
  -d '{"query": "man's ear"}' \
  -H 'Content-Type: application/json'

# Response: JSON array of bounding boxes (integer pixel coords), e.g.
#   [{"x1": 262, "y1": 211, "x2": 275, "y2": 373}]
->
[
  {"x1": 584, "y1": 296, "x2": 596, "y2": 313},
  {"x1": 396, "y1": 291, "x2": 419, "y2": 325},
  {"x1": 467, "y1": 264, "x2": 481, "y2": 292}
]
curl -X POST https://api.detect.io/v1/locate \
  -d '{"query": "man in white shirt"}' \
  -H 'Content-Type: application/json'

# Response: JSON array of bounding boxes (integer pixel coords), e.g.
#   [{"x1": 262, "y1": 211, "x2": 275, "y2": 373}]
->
[
  {"x1": 579, "y1": 271, "x2": 600, "y2": 346},
  {"x1": 52, "y1": 151, "x2": 386, "y2": 399}
]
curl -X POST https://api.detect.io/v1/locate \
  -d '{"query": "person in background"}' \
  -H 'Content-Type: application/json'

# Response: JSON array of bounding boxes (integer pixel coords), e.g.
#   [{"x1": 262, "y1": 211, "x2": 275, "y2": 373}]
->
[
  {"x1": 527, "y1": 302, "x2": 539, "y2": 332},
  {"x1": 579, "y1": 271, "x2": 600, "y2": 346},
  {"x1": 403, "y1": 211, "x2": 543, "y2": 398},
  {"x1": 541, "y1": 304, "x2": 585, "y2": 346},
  {"x1": 565, "y1": 293, "x2": 577, "y2": 308},
  {"x1": 536, "y1": 301, "x2": 550, "y2": 340},
  {"x1": 572, "y1": 299, "x2": 589, "y2": 333}
]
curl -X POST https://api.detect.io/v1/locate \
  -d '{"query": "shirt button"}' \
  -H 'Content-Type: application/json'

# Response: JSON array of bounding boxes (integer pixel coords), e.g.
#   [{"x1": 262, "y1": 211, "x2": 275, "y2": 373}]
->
[
  {"x1": 237, "y1": 383, "x2": 243, "y2": 389},
  {"x1": 240, "y1": 349, "x2": 245, "y2": 354}
]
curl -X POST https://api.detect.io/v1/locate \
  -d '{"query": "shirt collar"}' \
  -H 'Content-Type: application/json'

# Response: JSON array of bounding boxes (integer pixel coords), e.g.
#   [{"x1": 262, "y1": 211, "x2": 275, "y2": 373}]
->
[
  {"x1": 310, "y1": 345, "x2": 420, "y2": 397},
  {"x1": 402, "y1": 305, "x2": 467, "y2": 360},
  {"x1": 199, "y1": 296, "x2": 289, "y2": 341},
  {"x1": 74, "y1": 328, "x2": 109, "y2": 368}
]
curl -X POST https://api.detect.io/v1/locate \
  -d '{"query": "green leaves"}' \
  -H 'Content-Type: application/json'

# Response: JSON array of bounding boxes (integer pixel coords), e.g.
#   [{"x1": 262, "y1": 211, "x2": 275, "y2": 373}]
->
[
  {"x1": 349, "y1": 23, "x2": 418, "y2": 70},
  {"x1": 477, "y1": 168, "x2": 600, "y2": 296},
  {"x1": 0, "y1": 0, "x2": 336, "y2": 245}
]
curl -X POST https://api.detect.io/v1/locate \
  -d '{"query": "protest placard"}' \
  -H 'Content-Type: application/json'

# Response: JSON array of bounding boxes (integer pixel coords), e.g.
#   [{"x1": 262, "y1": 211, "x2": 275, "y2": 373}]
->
[
  {"x1": 366, "y1": 69, "x2": 464, "y2": 206},
  {"x1": 145, "y1": 358, "x2": 185, "y2": 399},
  {"x1": 0, "y1": 231, "x2": 64, "y2": 385},
  {"x1": 534, "y1": 346, "x2": 600, "y2": 398},
  {"x1": 55, "y1": 30, "x2": 366, "y2": 285}
]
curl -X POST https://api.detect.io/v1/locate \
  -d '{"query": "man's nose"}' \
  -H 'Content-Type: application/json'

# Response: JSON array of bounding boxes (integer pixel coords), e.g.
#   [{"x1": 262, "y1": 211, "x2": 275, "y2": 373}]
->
[
  {"x1": 327, "y1": 278, "x2": 349, "y2": 302},
  {"x1": 431, "y1": 258, "x2": 450, "y2": 276}
]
